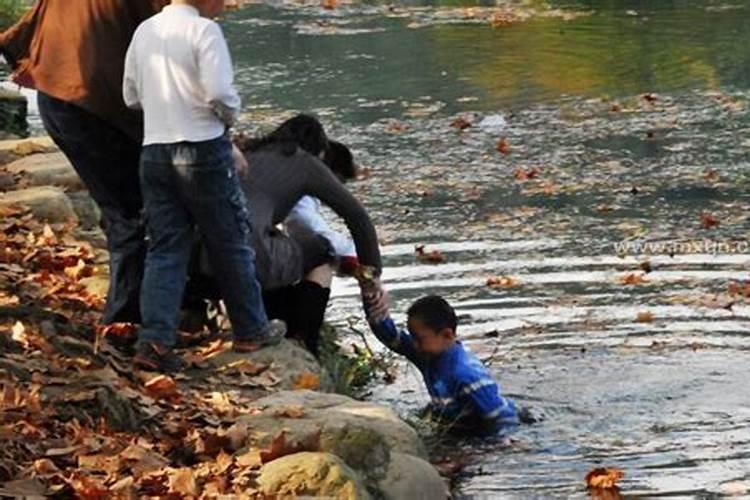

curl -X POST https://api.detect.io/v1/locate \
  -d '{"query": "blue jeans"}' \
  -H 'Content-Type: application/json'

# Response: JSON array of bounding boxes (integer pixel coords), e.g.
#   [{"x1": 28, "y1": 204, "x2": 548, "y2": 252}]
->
[
  {"x1": 38, "y1": 92, "x2": 145, "y2": 324},
  {"x1": 138, "y1": 135, "x2": 268, "y2": 348}
]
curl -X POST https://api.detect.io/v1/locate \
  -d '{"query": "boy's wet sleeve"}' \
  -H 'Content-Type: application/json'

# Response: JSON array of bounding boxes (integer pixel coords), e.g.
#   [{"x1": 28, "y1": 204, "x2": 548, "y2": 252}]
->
[
  {"x1": 459, "y1": 375, "x2": 517, "y2": 422},
  {"x1": 369, "y1": 317, "x2": 420, "y2": 364}
]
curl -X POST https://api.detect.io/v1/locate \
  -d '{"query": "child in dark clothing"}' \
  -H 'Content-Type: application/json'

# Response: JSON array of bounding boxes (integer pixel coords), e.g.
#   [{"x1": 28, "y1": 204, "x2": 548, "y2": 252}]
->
[{"x1": 366, "y1": 295, "x2": 519, "y2": 434}]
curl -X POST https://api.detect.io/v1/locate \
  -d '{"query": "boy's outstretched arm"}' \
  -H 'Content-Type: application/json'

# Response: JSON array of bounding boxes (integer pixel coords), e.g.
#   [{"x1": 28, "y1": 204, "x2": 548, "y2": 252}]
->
[{"x1": 367, "y1": 316, "x2": 421, "y2": 365}]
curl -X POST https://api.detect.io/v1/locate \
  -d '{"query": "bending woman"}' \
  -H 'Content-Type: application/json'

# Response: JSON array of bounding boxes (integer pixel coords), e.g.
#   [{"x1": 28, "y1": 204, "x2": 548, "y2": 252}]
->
[{"x1": 188, "y1": 115, "x2": 382, "y2": 355}]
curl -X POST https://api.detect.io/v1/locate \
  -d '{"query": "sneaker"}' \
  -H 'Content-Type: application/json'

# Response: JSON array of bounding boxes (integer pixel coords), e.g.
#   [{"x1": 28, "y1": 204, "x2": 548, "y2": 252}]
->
[
  {"x1": 133, "y1": 342, "x2": 186, "y2": 373},
  {"x1": 232, "y1": 319, "x2": 286, "y2": 353}
]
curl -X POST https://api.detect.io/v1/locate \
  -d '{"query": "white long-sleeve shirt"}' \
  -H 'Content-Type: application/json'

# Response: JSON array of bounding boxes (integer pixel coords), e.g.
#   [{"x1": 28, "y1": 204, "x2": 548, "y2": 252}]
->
[
  {"x1": 123, "y1": 4, "x2": 240, "y2": 145},
  {"x1": 285, "y1": 196, "x2": 357, "y2": 258}
]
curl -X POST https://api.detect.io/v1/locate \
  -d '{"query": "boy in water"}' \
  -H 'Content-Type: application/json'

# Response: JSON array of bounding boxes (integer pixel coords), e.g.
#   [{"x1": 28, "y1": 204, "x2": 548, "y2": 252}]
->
[
  {"x1": 365, "y1": 294, "x2": 519, "y2": 434},
  {"x1": 123, "y1": 0, "x2": 283, "y2": 372}
]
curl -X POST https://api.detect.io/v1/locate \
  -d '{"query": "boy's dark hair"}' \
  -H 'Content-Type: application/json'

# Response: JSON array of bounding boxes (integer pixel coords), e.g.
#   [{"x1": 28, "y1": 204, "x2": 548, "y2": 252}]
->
[
  {"x1": 324, "y1": 140, "x2": 357, "y2": 182},
  {"x1": 237, "y1": 114, "x2": 328, "y2": 157},
  {"x1": 407, "y1": 295, "x2": 458, "y2": 333}
]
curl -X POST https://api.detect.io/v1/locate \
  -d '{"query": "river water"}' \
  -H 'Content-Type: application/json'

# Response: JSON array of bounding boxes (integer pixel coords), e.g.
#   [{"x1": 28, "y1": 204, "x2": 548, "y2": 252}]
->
[{"x1": 224, "y1": 1, "x2": 750, "y2": 498}]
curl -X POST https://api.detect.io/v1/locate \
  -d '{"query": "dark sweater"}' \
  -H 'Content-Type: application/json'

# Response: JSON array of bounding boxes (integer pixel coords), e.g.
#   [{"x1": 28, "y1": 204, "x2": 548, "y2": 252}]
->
[{"x1": 241, "y1": 146, "x2": 381, "y2": 289}]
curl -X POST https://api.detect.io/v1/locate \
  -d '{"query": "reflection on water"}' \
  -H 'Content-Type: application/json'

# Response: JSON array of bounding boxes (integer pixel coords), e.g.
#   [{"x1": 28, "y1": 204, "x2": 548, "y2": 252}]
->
[{"x1": 224, "y1": 0, "x2": 750, "y2": 496}]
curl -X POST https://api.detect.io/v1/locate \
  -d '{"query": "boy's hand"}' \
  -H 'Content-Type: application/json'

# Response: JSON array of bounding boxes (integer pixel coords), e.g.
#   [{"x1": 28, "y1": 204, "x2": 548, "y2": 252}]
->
[
  {"x1": 232, "y1": 144, "x2": 248, "y2": 176},
  {"x1": 361, "y1": 278, "x2": 389, "y2": 323}
]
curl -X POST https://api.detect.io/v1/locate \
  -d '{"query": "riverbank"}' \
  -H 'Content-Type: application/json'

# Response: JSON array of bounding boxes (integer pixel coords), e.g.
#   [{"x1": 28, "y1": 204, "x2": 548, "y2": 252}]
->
[{"x1": 0, "y1": 137, "x2": 448, "y2": 499}]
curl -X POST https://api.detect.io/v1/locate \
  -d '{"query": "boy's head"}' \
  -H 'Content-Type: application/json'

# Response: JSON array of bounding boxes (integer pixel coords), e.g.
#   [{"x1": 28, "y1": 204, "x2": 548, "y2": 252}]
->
[
  {"x1": 407, "y1": 295, "x2": 457, "y2": 356},
  {"x1": 175, "y1": 0, "x2": 225, "y2": 18},
  {"x1": 323, "y1": 140, "x2": 358, "y2": 183}
]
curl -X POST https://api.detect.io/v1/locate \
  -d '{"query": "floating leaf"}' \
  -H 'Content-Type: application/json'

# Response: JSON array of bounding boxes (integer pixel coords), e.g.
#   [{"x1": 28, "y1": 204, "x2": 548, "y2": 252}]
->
[
  {"x1": 486, "y1": 276, "x2": 520, "y2": 289},
  {"x1": 450, "y1": 116, "x2": 473, "y2": 130},
  {"x1": 415, "y1": 245, "x2": 445, "y2": 264},
  {"x1": 701, "y1": 212, "x2": 719, "y2": 229},
  {"x1": 496, "y1": 137, "x2": 511, "y2": 155},
  {"x1": 585, "y1": 467, "x2": 624, "y2": 489},
  {"x1": 636, "y1": 311, "x2": 654, "y2": 323},
  {"x1": 619, "y1": 273, "x2": 648, "y2": 285}
]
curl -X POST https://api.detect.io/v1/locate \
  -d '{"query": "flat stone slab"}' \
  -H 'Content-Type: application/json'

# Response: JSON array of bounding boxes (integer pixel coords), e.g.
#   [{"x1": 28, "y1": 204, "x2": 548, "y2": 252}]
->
[
  {"x1": 0, "y1": 186, "x2": 77, "y2": 223},
  {"x1": 6, "y1": 152, "x2": 82, "y2": 190}
]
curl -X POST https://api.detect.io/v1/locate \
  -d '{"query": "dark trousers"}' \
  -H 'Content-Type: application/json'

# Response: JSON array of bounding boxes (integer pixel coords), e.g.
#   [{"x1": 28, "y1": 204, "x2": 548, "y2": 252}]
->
[
  {"x1": 138, "y1": 136, "x2": 269, "y2": 348},
  {"x1": 38, "y1": 92, "x2": 145, "y2": 323},
  {"x1": 263, "y1": 281, "x2": 331, "y2": 356}
]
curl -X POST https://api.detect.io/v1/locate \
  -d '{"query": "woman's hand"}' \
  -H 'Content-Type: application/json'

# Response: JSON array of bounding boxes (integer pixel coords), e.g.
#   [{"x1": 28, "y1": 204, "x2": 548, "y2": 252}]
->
[{"x1": 232, "y1": 143, "x2": 249, "y2": 176}]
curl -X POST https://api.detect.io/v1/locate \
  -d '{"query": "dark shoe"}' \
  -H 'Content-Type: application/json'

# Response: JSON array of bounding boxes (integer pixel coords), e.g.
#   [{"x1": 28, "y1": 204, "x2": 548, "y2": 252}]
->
[
  {"x1": 133, "y1": 342, "x2": 185, "y2": 373},
  {"x1": 232, "y1": 319, "x2": 286, "y2": 353}
]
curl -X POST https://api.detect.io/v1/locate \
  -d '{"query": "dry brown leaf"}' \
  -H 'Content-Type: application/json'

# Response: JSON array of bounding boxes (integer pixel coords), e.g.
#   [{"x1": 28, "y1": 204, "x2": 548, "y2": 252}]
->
[
  {"x1": 513, "y1": 167, "x2": 539, "y2": 181},
  {"x1": 415, "y1": 245, "x2": 445, "y2": 264},
  {"x1": 144, "y1": 375, "x2": 179, "y2": 400},
  {"x1": 294, "y1": 372, "x2": 321, "y2": 391},
  {"x1": 450, "y1": 116, "x2": 473, "y2": 130},
  {"x1": 222, "y1": 359, "x2": 269, "y2": 376},
  {"x1": 259, "y1": 429, "x2": 321, "y2": 464},
  {"x1": 701, "y1": 212, "x2": 720, "y2": 229},
  {"x1": 168, "y1": 467, "x2": 199, "y2": 497},
  {"x1": 273, "y1": 405, "x2": 306, "y2": 418},
  {"x1": 585, "y1": 467, "x2": 624, "y2": 489},
  {"x1": 486, "y1": 276, "x2": 519, "y2": 289},
  {"x1": 636, "y1": 311, "x2": 654, "y2": 323},
  {"x1": 496, "y1": 137, "x2": 511, "y2": 155},
  {"x1": 619, "y1": 273, "x2": 648, "y2": 285},
  {"x1": 11, "y1": 321, "x2": 30, "y2": 348},
  {"x1": 12, "y1": 141, "x2": 48, "y2": 157}
]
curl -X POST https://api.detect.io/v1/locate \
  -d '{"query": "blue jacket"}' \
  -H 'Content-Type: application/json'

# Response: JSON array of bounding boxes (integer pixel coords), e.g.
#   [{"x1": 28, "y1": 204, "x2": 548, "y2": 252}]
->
[{"x1": 371, "y1": 317, "x2": 519, "y2": 430}]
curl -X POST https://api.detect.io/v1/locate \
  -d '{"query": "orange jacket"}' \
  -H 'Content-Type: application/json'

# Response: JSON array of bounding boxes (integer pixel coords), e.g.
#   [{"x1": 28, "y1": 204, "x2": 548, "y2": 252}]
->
[{"x1": 0, "y1": 0, "x2": 168, "y2": 140}]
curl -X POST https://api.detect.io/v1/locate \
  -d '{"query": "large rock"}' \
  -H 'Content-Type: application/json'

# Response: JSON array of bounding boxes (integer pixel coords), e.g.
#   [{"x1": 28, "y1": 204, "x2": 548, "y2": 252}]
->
[
  {"x1": 0, "y1": 186, "x2": 77, "y2": 222},
  {"x1": 206, "y1": 340, "x2": 323, "y2": 391},
  {"x1": 6, "y1": 152, "x2": 83, "y2": 190},
  {"x1": 256, "y1": 452, "x2": 370, "y2": 499},
  {"x1": 240, "y1": 390, "x2": 426, "y2": 461},
  {"x1": 378, "y1": 452, "x2": 448, "y2": 500}
]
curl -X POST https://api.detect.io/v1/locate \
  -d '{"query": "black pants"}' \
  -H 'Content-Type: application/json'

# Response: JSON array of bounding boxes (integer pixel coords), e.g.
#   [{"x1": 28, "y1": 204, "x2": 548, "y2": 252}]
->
[
  {"x1": 263, "y1": 281, "x2": 331, "y2": 356},
  {"x1": 38, "y1": 93, "x2": 145, "y2": 323}
]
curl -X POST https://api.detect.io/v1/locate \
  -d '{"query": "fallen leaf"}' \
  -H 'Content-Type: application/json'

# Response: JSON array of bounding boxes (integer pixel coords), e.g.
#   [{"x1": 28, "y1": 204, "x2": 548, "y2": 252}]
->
[
  {"x1": 701, "y1": 212, "x2": 719, "y2": 229},
  {"x1": 294, "y1": 372, "x2": 321, "y2": 391},
  {"x1": 619, "y1": 273, "x2": 648, "y2": 285},
  {"x1": 486, "y1": 276, "x2": 520, "y2": 289},
  {"x1": 11, "y1": 321, "x2": 30, "y2": 348},
  {"x1": 704, "y1": 169, "x2": 720, "y2": 182},
  {"x1": 273, "y1": 405, "x2": 306, "y2": 418},
  {"x1": 12, "y1": 141, "x2": 48, "y2": 157},
  {"x1": 496, "y1": 137, "x2": 511, "y2": 155},
  {"x1": 64, "y1": 259, "x2": 93, "y2": 280},
  {"x1": 259, "y1": 429, "x2": 321, "y2": 464},
  {"x1": 415, "y1": 245, "x2": 445, "y2": 264},
  {"x1": 321, "y1": 0, "x2": 337, "y2": 9},
  {"x1": 450, "y1": 116, "x2": 473, "y2": 130},
  {"x1": 636, "y1": 311, "x2": 654, "y2": 323},
  {"x1": 144, "y1": 375, "x2": 179, "y2": 400},
  {"x1": 513, "y1": 167, "x2": 539, "y2": 181},
  {"x1": 585, "y1": 467, "x2": 624, "y2": 489},
  {"x1": 222, "y1": 359, "x2": 269, "y2": 376},
  {"x1": 32, "y1": 458, "x2": 60, "y2": 475},
  {"x1": 168, "y1": 467, "x2": 198, "y2": 497}
]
